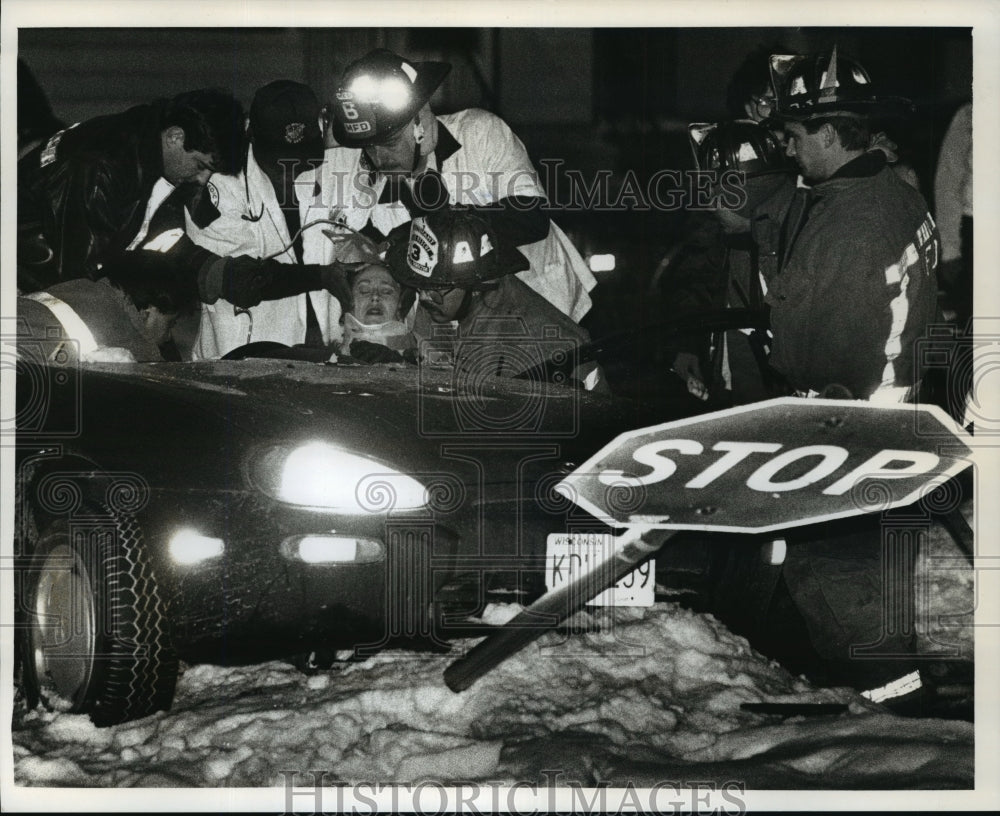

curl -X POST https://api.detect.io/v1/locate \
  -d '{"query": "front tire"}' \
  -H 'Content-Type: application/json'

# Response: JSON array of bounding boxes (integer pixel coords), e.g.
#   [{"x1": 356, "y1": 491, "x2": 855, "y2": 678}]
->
[{"x1": 21, "y1": 509, "x2": 178, "y2": 726}]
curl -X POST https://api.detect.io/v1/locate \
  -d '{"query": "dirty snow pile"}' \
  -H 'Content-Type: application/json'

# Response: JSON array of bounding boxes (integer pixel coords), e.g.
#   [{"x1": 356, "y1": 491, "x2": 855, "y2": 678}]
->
[
  {"x1": 10, "y1": 520, "x2": 975, "y2": 791},
  {"x1": 11, "y1": 610, "x2": 971, "y2": 790}
]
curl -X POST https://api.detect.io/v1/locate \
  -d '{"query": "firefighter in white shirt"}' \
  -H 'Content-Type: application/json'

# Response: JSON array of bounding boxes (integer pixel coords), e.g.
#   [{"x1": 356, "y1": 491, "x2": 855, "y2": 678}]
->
[{"x1": 298, "y1": 48, "x2": 596, "y2": 323}]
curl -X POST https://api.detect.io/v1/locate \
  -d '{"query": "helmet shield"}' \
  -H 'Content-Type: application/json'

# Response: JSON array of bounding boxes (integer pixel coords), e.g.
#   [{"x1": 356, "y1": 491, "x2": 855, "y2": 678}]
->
[
  {"x1": 330, "y1": 49, "x2": 451, "y2": 146},
  {"x1": 385, "y1": 210, "x2": 530, "y2": 291}
]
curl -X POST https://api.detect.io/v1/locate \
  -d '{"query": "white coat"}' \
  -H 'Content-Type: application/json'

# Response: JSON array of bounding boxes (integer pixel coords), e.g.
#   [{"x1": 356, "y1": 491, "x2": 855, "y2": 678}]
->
[{"x1": 185, "y1": 145, "x2": 343, "y2": 359}]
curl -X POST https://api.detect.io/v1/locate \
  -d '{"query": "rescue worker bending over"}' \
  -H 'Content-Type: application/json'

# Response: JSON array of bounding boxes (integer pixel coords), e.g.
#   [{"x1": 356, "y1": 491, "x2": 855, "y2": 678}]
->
[
  {"x1": 17, "y1": 85, "x2": 354, "y2": 322},
  {"x1": 17, "y1": 88, "x2": 246, "y2": 292},
  {"x1": 383, "y1": 209, "x2": 606, "y2": 392},
  {"x1": 300, "y1": 48, "x2": 596, "y2": 322},
  {"x1": 17, "y1": 251, "x2": 199, "y2": 363}
]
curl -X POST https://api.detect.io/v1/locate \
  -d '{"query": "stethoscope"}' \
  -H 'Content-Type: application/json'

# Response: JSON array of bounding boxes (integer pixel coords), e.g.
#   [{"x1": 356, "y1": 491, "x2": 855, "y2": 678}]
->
[
  {"x1": 241, "y1": 170, "x2": 265, "y2": 222},
  {"x1": 231, "y1": 160, "x2": 368, "y2": 338},
  {"x1": 235, "y1": 161, "x2": 265, "y2": 337}
]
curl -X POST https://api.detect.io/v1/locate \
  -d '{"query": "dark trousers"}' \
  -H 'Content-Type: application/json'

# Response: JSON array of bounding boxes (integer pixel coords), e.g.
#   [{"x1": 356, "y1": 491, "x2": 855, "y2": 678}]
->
[{"x1": 781, "y1": 513, "x2": 920, "y2": 688}]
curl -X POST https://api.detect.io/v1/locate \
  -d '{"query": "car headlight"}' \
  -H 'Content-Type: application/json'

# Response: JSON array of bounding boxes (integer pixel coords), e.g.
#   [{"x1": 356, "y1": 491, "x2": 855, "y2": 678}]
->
[{"x1": 249, "y1": 441, "x2": 429, "y2": 513}]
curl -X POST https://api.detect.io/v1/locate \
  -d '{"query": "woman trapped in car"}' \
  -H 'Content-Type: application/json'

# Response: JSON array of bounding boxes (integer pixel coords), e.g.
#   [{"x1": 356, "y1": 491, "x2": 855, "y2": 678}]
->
[{"x1": 337, "y1": 263, "x2": 418, "y2": 362}]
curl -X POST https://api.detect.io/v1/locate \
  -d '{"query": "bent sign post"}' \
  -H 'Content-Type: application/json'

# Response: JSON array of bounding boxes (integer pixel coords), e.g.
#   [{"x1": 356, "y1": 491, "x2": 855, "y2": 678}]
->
[{"x1": 444, "y1": 398, "x2": 974, "y2": 692}]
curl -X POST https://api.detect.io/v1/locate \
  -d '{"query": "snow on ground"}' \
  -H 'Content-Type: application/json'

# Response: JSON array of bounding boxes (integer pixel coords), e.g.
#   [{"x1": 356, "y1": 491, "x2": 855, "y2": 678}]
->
[{"x1": 10, "y1": 516, "x2": 975, "y2": 790}]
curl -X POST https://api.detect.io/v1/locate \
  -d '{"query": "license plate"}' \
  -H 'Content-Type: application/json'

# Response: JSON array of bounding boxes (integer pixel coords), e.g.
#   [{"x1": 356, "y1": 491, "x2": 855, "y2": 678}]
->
[{"x1": 545, "y1": 532, "x2": 655, "y2": 607}]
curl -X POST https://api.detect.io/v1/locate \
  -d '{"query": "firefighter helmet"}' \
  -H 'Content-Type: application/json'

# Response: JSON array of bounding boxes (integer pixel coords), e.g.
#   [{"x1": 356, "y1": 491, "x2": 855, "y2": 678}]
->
[
  {"x1": 770, "y1": 46, "x2": 910, "y2": 120},
  {"x1": 385, "y1": 209, "x2": 529, "y2": 291},
  {"x1": 330, "y1": 49, "x2": 451, "y2": 147},
  {"x1": 688, "y1": 119, "x2": 791, "y2": 177}
]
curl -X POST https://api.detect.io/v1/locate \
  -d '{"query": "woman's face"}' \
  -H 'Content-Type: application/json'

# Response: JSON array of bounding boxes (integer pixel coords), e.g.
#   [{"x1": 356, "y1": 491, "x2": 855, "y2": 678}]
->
[{"x1": 350, "y1": 264, "x2": 402, "y2": 324}]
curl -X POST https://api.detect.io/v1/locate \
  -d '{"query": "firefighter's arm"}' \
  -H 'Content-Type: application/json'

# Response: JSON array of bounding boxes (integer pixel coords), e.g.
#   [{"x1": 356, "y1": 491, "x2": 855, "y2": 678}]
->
[
  {"x1": 186, "y1": 241, "x2": 359, "y2": 308},
  {"x1": 409, "y1": 168, "x2": 549, "y2": 249},
  {"x1": 411, "y1": 111, "x2": 550, "y2": 248},
  {"x1": 471, "y1": 196, "x2": 550, "y2": 248},
  {"x1": 671, "y1": 351, "x2": 709, "y2": 401}
]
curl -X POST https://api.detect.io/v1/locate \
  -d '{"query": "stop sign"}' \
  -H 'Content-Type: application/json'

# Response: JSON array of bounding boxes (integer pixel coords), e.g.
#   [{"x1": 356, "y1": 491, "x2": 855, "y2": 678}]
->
[{"x1": 557, "y1": 398, "x2": 974, "y2": 532}]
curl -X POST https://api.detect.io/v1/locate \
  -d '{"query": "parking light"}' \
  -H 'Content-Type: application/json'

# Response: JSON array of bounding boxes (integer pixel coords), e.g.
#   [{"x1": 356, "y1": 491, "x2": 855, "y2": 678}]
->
[
  {"x1": 168, "y1": 529, "x2": 225, "y2": 565},
  {"x1": 281, "y1": 534, "x2": 385, "y2": 564},
  {"x1": 761, "y1": 538, "x2": 787, "y2": 565},
  {"x1": 588, "y1": 254, "x2": 616, "y2": 273}
]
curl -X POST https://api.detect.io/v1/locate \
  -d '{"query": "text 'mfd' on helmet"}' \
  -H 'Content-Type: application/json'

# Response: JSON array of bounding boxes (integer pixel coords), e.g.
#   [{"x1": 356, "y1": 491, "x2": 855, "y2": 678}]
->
[
  {"x1": 769, "y1": 45, "x2": 912, "y2": 121},
  {"x1": 386, "y1": 209, "x2": 529, "y2": 291},
  {"x1": 330, "y1": 49, "x2": 451, "y2": 147},
  {"x1": 688, "y1": 119, "x2": 791, "y2": 178}
]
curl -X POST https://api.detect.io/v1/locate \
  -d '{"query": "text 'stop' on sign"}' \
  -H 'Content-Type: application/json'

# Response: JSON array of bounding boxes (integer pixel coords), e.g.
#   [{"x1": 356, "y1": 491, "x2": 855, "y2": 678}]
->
[{"x1": 557, "y1": 398, "x2": 974, "y2": 533}]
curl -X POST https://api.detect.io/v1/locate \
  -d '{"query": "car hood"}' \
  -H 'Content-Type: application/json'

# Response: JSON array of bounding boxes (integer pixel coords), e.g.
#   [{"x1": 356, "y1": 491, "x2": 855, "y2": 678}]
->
[{"x1": 64, "y1": 360, "x2": 652, "y2": 490}]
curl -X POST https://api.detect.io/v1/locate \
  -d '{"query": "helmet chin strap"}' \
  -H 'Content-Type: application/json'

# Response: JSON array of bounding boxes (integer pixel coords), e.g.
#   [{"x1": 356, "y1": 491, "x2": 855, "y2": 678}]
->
[
  {"x1": 416, "y1": 105, "x2": 438, "y2": 156},
  {"x1": 452, "y1": 288, "x2": 477, "y2": 322},
  {"x1": 409, "y1": 140, "x2": 422, "y2": 176}
]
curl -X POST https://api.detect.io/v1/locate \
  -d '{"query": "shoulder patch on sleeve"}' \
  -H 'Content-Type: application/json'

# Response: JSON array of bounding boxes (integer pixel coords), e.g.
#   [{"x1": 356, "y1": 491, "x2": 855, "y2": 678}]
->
[{"x1": 188, "y1": 185, "x2": 222, "y2": 229}]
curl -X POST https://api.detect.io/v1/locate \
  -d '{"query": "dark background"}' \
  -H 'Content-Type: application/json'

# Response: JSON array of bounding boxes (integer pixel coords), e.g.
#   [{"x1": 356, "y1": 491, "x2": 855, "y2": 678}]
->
[{"x1": 19, "y1": 27, "x2": 971, "y2": 181}]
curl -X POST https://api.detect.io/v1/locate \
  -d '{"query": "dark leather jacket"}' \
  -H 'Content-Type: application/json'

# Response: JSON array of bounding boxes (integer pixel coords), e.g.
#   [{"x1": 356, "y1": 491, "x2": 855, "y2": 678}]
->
[{"x1": 18, "y1": 101, "x2": 171, "y2": 288}]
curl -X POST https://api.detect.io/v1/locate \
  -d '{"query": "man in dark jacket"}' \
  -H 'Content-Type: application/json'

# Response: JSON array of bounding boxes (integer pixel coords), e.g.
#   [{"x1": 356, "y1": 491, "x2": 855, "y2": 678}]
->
[
  {"x1": 17, "y1": 88, "x2": 246, "y2": 293},
  {"x1": 18, "y1": 87, "x2": 363, "y2": 322},
  {"x1": 767, "y1": 49, "x2": 938, "y2": 403},
  {"x1": 667, "y1": 120, "x2": 795, "y2": 405},
  {"x1": 762, "y1": 49, "x2": 941, "y2": 698}
]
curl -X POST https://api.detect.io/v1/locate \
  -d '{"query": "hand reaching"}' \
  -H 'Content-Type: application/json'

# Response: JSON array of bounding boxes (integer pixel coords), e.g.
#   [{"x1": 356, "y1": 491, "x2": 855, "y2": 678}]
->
[{"x1": 671, "y1": 351, "x2": 708, "y2": 401}]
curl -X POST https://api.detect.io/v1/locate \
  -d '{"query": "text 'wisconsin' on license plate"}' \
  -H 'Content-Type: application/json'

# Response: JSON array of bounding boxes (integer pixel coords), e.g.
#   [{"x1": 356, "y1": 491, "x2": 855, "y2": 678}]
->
[{"x1": 545, "y1": 532, "x2": 655, "y2": 607}]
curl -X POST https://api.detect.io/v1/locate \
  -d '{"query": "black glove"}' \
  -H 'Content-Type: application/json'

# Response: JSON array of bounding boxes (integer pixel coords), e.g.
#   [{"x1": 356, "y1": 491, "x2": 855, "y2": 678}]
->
[
  {"x1": 347, "y1": 340, "x2": 405, "y2": 365},
  {"x1": 197, "y1": 254, "x2": 274, "y2": 308},
  {"x1": 319, "y1": 261, "x2": 364, "y2": 307},
  {"x1": 197, "y1": 249, "x2": 365, "y2": 308},
  {"x1": 251, "y1": 259, "x2": 364, "y2": 305},
  {"x1": 223, "y1": 256, "x2": 274, "y2": 308}
]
